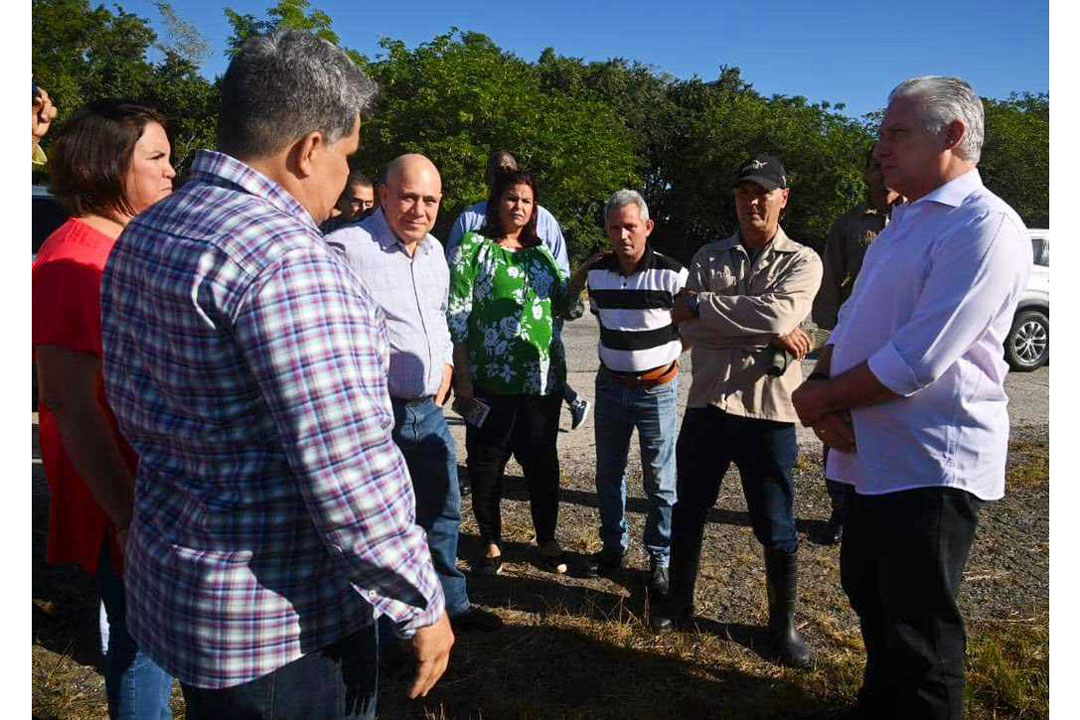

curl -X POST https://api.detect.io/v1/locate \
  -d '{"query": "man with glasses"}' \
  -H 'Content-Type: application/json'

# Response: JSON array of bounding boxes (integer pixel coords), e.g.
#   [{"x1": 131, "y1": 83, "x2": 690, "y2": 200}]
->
[
  {"x1": 327, "y1": 154, "x2": 503, "y2": 634},
  {"x1": 322, "y1": 169, "x2": 377, "y2": 233}
]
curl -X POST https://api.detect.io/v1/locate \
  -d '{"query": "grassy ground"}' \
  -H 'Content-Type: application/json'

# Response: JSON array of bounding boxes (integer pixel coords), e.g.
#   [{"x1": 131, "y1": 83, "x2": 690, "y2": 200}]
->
[{"x1": 32, "y1": 433, "x2": 1049, "y2": 720}]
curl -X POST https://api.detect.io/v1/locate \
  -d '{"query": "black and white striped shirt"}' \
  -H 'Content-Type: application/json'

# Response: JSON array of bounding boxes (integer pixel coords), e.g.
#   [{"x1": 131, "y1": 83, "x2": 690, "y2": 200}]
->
[{"x1": 588, "y1": 245, "x2": 688, "y2": 373}]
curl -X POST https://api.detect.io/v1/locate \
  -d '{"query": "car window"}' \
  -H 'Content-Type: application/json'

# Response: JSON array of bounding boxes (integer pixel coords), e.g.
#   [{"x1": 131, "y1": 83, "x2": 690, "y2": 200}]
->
[{"x1": 1030, "y1": 237, "x2": 1049, "y2": 267}]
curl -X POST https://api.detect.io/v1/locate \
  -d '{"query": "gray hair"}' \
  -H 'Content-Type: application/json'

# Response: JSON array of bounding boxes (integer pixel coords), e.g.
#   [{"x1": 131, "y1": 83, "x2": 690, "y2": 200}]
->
[
  {"x1": 887, "y1": 76, "x2": 984, "y2": 164},
  {"x1": 217, "y1": 31, "x2": 378, "y2": 159},
  {"x1": 605, "y1": 189, "x2": 650, "y2": 223}
]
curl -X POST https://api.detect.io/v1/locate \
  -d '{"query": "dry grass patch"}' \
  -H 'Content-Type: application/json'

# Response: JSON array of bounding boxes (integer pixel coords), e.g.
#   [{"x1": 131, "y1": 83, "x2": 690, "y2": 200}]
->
[
  {"x1": 967, "y1": 615, "x2": 1049, "y2": 719},
  {"x1": 1007, "y1": 439, "x2": 1049, "y2": 489}
]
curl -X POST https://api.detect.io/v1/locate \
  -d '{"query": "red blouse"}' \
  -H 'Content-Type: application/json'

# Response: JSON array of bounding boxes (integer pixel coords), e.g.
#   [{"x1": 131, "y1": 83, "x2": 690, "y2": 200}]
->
[{"x1": 32, "y1": 218, "x2": 137, "y2": 575}]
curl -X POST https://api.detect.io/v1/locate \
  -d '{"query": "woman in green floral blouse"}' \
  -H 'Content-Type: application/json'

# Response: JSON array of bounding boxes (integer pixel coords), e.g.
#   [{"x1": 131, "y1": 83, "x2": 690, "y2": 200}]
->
[{"x1": 448, "y1": 169, "x2": 577, "y2": 576}]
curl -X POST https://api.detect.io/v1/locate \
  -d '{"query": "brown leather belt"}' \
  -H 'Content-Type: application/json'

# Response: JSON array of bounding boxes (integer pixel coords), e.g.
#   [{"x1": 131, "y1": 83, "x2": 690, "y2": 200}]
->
[{"x1": 605, "y1": 361, "x2": 679, "y2": 389}]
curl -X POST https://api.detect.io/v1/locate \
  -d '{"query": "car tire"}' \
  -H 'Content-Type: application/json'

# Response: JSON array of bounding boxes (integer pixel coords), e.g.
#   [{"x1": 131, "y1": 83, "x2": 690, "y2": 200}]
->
[{"x1": 1005, "y1": 309, "x2": 1048, "y2": 371}]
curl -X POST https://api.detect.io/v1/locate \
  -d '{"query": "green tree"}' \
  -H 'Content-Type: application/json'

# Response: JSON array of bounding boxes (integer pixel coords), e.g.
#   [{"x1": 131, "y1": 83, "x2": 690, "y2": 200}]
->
[
  {"x1": 32, "y1": 0, "x2": 157, "y2": 122},
  {"x1": 979, "y1": 93, "x2": 1049, "y2": 227},
  {"x1": 32, "y1": 0, "x2": 218, "y2": 174},
  {"x1": 224, "y1": 0, "x2": 340, "y2": 58},
  {"x1": 361, "y1": 31, "x2": 640, "y2": 257},
  {"x1": 155, "y1": 0, "x2": 210, "y2": 66}
]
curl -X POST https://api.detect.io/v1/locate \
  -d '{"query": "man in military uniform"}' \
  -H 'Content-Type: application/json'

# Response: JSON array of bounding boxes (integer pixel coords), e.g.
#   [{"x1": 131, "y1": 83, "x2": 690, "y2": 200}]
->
[{"x1": 811, "y1": 146, "x2": 903, "y2": 545}]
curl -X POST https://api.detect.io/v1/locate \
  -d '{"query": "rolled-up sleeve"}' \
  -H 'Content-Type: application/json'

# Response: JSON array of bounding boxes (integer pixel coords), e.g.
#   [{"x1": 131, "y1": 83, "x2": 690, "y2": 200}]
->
[
  {"x1": 697, "y1": 250, "x2": 823, "y2": 337},
  {"x1": 235, "y1": 247, "x2": 444, "y2": 635},
  {"x1": 867, "y1": 212, "x2": 1029, "y2": 396}
]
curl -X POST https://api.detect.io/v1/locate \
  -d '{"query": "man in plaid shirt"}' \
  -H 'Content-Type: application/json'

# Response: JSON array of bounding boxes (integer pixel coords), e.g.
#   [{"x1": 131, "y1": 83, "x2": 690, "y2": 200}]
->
[{"x1": 100, "y1": 32, "x2": 452, "y2": 718}]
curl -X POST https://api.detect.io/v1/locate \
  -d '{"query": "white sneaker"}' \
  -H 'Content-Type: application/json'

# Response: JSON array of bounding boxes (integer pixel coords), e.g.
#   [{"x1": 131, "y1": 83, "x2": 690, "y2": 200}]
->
[{"x1": 569, "y1": 398, "x2": 591, "y2": 430}]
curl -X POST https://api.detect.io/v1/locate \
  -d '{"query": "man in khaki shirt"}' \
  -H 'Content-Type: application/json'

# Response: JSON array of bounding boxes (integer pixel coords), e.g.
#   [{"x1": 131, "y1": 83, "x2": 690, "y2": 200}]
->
[{"x1": 651, "y1": 154, "x2": 822, "y2": 670}]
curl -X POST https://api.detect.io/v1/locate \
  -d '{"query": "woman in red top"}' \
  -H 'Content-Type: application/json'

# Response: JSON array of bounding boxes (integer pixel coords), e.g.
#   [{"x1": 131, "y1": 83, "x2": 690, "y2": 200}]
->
[{"x1": 32, "y1": 101, "x2": 176, "y2": 720}]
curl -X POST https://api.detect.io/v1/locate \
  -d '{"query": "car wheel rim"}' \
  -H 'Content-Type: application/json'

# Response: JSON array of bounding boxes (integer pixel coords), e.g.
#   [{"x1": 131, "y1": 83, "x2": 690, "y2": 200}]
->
[{"x1": 1013, "y1": 320, "x2": 1048, "y2": 364}]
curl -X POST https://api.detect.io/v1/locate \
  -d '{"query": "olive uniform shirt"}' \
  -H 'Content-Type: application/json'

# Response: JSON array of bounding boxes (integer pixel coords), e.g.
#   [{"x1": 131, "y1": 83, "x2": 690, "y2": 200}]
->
[{"x1": 812, "y1": 204, "x2": 889, "y2": 330}]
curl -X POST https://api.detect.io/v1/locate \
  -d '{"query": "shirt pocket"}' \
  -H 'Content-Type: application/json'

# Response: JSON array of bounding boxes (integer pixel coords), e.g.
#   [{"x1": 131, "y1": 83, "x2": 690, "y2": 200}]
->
[{"x1": 708, "y1": 266, "x2": 740, "y2": 295}]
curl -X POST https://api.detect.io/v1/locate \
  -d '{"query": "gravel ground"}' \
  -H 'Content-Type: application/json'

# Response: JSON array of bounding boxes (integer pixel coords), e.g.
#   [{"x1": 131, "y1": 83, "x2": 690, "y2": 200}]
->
[{"x1": 31, "y1": 312, "x2": 1049, "y2": 718}]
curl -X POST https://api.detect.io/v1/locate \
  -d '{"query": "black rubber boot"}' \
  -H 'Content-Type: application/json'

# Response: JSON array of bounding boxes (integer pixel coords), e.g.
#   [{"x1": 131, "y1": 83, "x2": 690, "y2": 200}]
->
[{"x1": 764, "y1": 548, "x2": 812, "y2": 668}]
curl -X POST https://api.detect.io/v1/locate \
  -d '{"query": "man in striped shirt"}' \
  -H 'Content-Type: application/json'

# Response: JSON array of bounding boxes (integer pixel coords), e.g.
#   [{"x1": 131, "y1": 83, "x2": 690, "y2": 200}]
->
[{"x1": 571, "y1": 189, "x2": 688, "y2": 596}]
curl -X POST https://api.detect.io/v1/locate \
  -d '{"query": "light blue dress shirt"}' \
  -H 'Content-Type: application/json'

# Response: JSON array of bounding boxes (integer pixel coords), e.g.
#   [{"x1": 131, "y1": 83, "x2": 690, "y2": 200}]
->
[
  {"x1": 446, "y1": 201, "x2": 570, "y2": 276},
  {"x1": 826, "y1": 170, "x2": 1031, "y2": 501},
  {"x1": 327, "y1": 209, "x2": 454, "y2": 400}
]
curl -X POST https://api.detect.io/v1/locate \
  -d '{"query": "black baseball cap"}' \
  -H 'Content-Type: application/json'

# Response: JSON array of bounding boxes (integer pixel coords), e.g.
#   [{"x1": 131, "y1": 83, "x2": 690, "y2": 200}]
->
[{"x1": 733, "y1": 153, "x2": 788, "y2": 191}]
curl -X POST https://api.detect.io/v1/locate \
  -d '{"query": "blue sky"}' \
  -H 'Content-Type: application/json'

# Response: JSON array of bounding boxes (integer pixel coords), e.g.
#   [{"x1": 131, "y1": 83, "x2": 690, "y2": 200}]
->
[{"x1": 121, "y1": 0, "x2": 1047, "y2": 119}]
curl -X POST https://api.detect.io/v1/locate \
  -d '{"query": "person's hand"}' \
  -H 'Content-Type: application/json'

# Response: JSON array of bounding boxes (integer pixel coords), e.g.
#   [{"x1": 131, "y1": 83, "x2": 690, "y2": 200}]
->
[
  {"x1": 811, "y1": 411, "x2": 856, "y2": 453},
  {"x1": 671, "y1": 289, "x2": 699, "y2": 324},
  {"x1": 569, "y1": 250, "x2": 608, "y2": 294},
  {"x1": 452, "y1": 375, "x2": 473, "y2": 402},
  {"x1": 409, "y1": 612, "x2": 454, "y2": 699},
  {"x1": 792, "y1": 378, "x2": 829, "y2": 426},
  {"x1": 32, "y1": 87, "x2": 58, "y2": 145},
  {"x1": 435, "y1": 365, "x2": 453, "y2": 406},
  {"x1": 774, "y1": 327, "x2": 812, "y2": 360}
]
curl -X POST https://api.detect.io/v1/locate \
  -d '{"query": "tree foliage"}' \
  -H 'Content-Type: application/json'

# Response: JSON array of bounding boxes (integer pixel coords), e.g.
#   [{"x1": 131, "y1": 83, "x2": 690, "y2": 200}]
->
[
  {"x1": 979, "y1": 93, "x2": 1049, "y2": 228},
  {"x1": 31, "y1": 0, "x2": 1049, "y2": 261},
  {"x1": 359, "y1": 31, "x2": 640, "y2": 250}
]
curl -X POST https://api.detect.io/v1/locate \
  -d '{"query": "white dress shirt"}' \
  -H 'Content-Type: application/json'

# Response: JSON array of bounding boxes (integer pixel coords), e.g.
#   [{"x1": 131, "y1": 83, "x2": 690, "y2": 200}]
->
[{"x1": 826, "y1": 170, "x2": 1031, "y2": 501}]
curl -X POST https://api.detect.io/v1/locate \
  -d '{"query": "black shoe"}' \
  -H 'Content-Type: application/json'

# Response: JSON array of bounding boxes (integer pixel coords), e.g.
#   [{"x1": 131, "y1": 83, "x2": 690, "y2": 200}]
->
[
  {"x1": 824, "y1": 519, "x2": 843, "y2": 545},
  {"x1": 452, "y1": 606, "x2": 504, "y2": 632},
  {"x1": 764, "y1": 548, "x2": 813, "y2": 669},
  {"x1": 819, "y1": 509, "x2": 843, "y2": 545},
  {"x1": 474, "y1": 553, "x2": 503, "y2": 576},
  {"x1": 582, "y1": 549, "x2": 627, "y2": 578},
  {"x1": 538, "y1": 540, "x2": 568, "y2": 575},
  {"x1": 647, "y1": 563, "x2": 670, "y2": 598},
  {"x1": 649, "y1": 604, "x2": 691, "y2": 634},
  {"x1": 459, "y1": 478, "x2": 472, "y2": 498}
]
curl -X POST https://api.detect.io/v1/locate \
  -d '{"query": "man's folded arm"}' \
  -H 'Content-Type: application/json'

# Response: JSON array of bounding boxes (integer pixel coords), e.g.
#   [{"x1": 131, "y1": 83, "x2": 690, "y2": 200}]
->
[
  {"x1": 695, "y1": 252, "x2": 823, "y2": 337},
  {"x1": 235, "y1": 246, "x2": 445, "y2": 635}
]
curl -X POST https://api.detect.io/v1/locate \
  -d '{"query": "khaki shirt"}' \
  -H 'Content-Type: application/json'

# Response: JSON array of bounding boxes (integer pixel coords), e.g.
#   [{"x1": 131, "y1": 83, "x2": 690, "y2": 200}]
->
[
  {"x1": 679, "y1": 226, "x2": 822, "y2": 422},
  {"x1": 812, "y1": 204, "x2": 889, "y2": 329}
]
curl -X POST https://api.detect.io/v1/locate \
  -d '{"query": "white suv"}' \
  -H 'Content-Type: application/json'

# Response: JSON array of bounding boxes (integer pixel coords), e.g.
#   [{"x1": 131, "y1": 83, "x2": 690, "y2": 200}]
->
[{"x1": 1005, "y1": 229, "x2": 1049, "y2": 371}]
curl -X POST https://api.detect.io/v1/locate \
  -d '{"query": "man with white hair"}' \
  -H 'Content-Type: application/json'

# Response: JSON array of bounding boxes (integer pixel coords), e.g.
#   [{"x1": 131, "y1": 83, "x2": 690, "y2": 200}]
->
[
  {"x1": 792, "y1": 77, "x2": 1031, "y2": 719},
  {"x1": 567, "y1": 190, "x2": 687, "y2": 595}
]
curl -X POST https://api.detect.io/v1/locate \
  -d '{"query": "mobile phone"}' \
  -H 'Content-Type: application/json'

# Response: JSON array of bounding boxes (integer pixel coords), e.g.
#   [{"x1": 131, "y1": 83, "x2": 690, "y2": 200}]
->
[{"x1": 452, "y1": 397, "x2": 491, "y2": 428}]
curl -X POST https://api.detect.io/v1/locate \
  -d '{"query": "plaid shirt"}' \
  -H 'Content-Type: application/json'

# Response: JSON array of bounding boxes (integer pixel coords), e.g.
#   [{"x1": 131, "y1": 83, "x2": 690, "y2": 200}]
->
[{"x1": 101, "y1": 150, "x2": 444, "y2": 689}]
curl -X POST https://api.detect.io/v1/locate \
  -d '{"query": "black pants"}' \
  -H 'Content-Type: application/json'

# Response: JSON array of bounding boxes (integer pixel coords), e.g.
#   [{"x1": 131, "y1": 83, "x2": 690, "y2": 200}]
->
[
  {"x1": 822, "y1": 447, "x2": 855, "y2": 521},
  {"x1": 466, "y1": 391, "x2": 562, "y2": 545},
  {"x1": 181, "y1": 623, "x2": 378, "y2": 720},
  {"x1": 669, "y1": 407, "x2": 799, "y2": 609},
  {"x1": 841, "y1": 487, "x2": 982, "y2": 720}
]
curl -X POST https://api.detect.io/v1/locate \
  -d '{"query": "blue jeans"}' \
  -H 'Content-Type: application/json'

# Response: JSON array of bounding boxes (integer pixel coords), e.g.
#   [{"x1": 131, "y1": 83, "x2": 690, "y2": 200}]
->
[
  {"x1": 593, "y1": 368, "x2": 680, "y2": 566},
  {"x1": 390, "y1": 397, "x2": 469, "y2": 616},
  {"x1": 95, "y1": 543, "x2": 174, "y2": 720},
  {"x1": 181, "y1": 623, "x2": 378, "y2": 720}
]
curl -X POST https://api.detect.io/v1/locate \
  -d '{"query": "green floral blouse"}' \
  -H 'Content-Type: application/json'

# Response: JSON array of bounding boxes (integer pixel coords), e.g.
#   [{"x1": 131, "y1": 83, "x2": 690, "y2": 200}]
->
[{"x1": 448, "y1": 231, "x2": 575, "y2": 396}]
